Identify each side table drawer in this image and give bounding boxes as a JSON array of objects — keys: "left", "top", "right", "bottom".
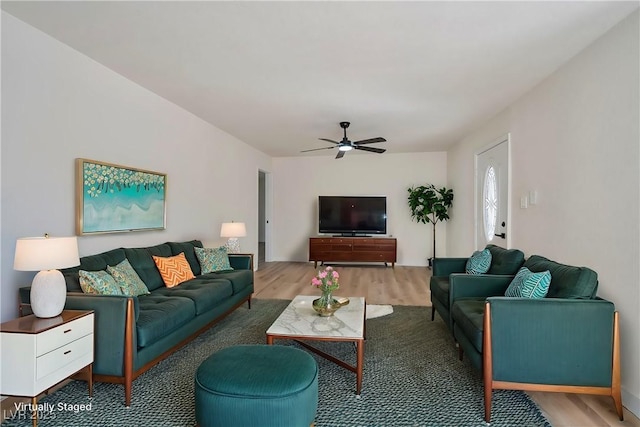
[
  {"left": 36, "top": 314, "right": 93, "bottom": 356},
  {"left": 37, "top": 334, "right": 93, "bottom": 380}
]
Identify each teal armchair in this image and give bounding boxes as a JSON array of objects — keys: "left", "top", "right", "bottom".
[{"left": 450, "top": 255, "right": 623, "bottom": 422}]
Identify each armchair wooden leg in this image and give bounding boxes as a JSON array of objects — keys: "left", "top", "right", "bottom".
[
  {"left": 431, "top": 306, "right": 435, "bottom": 321},
  {"left": 483, "top": 302, "right": 493, "bottom": 423},
  {"left": 458, "top": 345, "right": 463, "bottom": 361}
]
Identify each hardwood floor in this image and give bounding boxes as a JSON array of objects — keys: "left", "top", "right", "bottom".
[{"left": 254, "top": 261, "right": 640, "bottom": 427}]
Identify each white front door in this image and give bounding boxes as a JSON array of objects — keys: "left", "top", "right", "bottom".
[{"left": 475, "top": 136, "right": 510, "bottom": 249}]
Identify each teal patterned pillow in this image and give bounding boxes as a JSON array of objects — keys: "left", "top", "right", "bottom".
[
  {"left": 107, "top": 259, "right": 150, "bottom": 296},
  {"left": 79, "top": 270, "right": 123, "bottom": 295},
  {"left": 505, "top": 267, "right": 552, "bottom": 299},
  {"left": 465, "top": 249, "right": 492, "bottom": 274},
  {"left": 195, "top": 247, "right": 234, "bottom": 274}
]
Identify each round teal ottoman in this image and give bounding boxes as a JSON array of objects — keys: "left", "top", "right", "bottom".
[{"left": 195, "top": 345, "right": 318, "bottom": 427}]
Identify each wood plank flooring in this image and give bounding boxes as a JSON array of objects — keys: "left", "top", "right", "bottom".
[{"left": 254, "top": 261, "right": 640, "bottom": 427}]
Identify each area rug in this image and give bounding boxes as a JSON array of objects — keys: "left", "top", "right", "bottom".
[{"left": 1, "top": 299, "right": 551, "bottom": 427}]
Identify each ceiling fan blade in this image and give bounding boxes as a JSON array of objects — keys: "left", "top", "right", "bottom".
[
  {"left": 353, "top": 137, "right": 386, "bottom": 145},
  {"left": 301, "top": 146, "right": 335, "bottom": 153},
  {"left": 335, "top": 150, "right": 346, "bottom": 159},
  {"left": 319, "top": 138, "right": 340, "bottom": 144},
  {"left": 355, "top": 146, "right": 386, "bottom": 154}
]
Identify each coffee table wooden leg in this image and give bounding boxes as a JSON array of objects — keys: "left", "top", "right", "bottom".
[
  {"left": 356, "top": 338, "right": 364, "bottom": 395},
  {"left": 266, "top": 335, "right": 273, "bottom": 345}
]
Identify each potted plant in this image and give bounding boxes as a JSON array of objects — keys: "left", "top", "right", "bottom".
[{"left": 407, "top": 184, "right": 454, "bottom": 267}]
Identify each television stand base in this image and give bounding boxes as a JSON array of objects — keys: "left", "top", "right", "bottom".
[{"left": 309, "top": 237, "right": 397, "bottom": 269}]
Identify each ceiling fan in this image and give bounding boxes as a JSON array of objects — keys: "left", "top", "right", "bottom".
[{"left": 301, "top": 122, "right": 387, "bottom": 159}]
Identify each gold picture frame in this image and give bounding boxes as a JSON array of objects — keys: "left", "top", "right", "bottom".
[{"left": 76, "top": 158, "right": 167, "bottom": 235}]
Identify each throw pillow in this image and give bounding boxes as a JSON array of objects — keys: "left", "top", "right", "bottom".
[
  {"left": 107, "top": 259, "right": 150, "bottom": 296},
  {"left": 79, "top": 270, "right": 123, "bottom": 295},
  {"left": 505, "top": 267, "right": 552, "bottom": 299},
  {"left": 195, "top": 246, "right": 234, "bottom": 274},
  {"left": 465, "top": 249, "right": 492, "bottom": 274},
  {"left": 153, "top": 252, "right": 196, "bottom": 288}
]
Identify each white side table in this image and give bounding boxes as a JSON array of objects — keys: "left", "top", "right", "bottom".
[{"left": 1, "top": 310, "right": 94, "bottom": 426}]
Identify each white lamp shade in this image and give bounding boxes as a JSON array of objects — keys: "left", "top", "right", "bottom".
[
  {"left": 14, "top": 236, "right": 80, "bottom": 271},
  {"left": 220, "top": 222, "right": 247, "bottom": 238}
]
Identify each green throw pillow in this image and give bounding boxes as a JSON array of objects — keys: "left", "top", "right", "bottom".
[
  {"left": 79, "top": 270, "right": 123, "bottom": 295},
  {"left": 465, "top": 249, "right": 492, "bottom": 274},
  {"left": 505, "top": 267, "right": 552, "bottom": 299},
  {"left": 107, "top": 259, "right": 150, "bottom": 296},
  {"left": 195, "top": 247, "right": 234, "bottom": 274}
]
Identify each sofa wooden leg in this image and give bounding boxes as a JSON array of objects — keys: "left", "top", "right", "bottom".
[
  {"left": 458, "top": 345, "right": 463, "bottom": 361},
  {"left": 612, "top": 311, "right": 624, "bottom": 420},
  {"left": 247, "top": 297, "right": 252, "bottom": 309},
  {"left": 430, "top": 306, "right": 435, "bottom": 321}
]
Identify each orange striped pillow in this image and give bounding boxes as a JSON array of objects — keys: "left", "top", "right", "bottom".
[{"left": 153, "top": 252, "right": 196, "bottom": 288}]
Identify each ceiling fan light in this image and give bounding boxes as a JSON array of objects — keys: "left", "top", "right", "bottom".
[{"left": 338, "top": 145, "right": 353, "bottom": 152}]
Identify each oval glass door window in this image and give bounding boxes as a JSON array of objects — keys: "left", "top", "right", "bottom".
[{"left": 483, "top": 166, "right": 498, "bottom": 242}]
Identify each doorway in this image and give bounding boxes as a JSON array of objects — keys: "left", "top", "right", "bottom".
[
  {"left": 475, "top": 135, "right": 510, "bottom": 249},
  {"left": 258, "top": 170, "right": 268, "bottom": 267}
]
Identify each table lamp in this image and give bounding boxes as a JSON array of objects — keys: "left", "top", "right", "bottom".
[
  {"left": 220, "top": 222, "right": 246, "bottom": 254},
  {"left": 14, "top": 235, "right": 80, "bottom": 318}
]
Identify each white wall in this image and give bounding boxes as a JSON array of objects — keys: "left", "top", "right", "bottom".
[
  {"left": 1, "top": 13, "right": 272, "bottom": 321},
  {"left": 272, "top": 152, "right": 448, "bottom": 266},
  {"left": 447, "top": 11, "right": 640, "bottom": 416}
]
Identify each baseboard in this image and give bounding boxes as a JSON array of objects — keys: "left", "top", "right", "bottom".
[{"left": 623, "top": 387, "right": 640, "bottom": 419}]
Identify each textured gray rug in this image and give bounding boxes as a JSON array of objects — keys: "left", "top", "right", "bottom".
[{"left": 2, "top": 299, "right": 550, "bottom": 426}]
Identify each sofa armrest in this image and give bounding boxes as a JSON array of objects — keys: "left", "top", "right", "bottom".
[
  {"left": 432, "top": 257, "right": 468, "bottom": 276},
  {"left": 486, "top": 297, "right": 616, "bottom": 387},
  {"left": 229, "top": 253, "right": 253, "bottom": 270},
  {"left": 449, "top": 274, "right": 513, "bottom": 302}
]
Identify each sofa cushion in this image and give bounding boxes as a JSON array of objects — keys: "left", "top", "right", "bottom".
[
  {"left": 124, "top": 244, "right": 173, "bottom": 291},
  {"left": 153, "top": 252, "right": 196, "bottom": 288},
  {"left": 107, "top": 259, "right": 150, "bottom": 297},
  {"left": 62, "top": 248, "right": 127, "bottom": 292},
  {"left": 168, "top": 240, "right": 203, "bottom": 276},
  {"left": 451, "top": 299, "right": 486, "bottom": 353},
  {"left": 466, "top": 249, "right": 492, "bottom": 274},
  {"left": 151, "top": 278, "right": 233, "bottom": 315},
  {"left": 430, "top": 276, "right": 450, "bottom": 308},
  {"left": 523, "top": 255, "right": 598, "bottom": 299},
  {"left": 486, "top": 245, "right": 525, "bottom": 275},
  {"left": 203, "top": 270, "right": 253, "bottom": 295},
  {"left": 79, "top": 270, "right": 123, "bottom": 295},
  {"left": 505, "top": 267, "right": 551, "bottom": 299},
  {"left": 136, "top": 294, "right": 196, "bottom": 348},
  {"left": 195, "top": 247, "right": 234, "bottom": 273}
]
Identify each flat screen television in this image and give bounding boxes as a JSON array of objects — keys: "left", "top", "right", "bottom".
[{"left": 318, "top": 196, "right": 387, "bottom": 236}]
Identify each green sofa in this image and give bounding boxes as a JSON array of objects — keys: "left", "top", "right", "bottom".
[
  {"left": 430, "top": 244, "right": 525, "bottom": 330},
  {"left": 19, "top": 240, "right": 254, "bottom": 407},
  {"left": 449, "top": 254, "right": 622, "bottom": 422}
]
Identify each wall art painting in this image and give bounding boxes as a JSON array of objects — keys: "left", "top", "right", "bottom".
[{"left": 76, "top": 158, "right": 166, "bottom": 234}]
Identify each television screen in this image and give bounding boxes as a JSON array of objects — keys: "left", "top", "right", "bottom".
[{"left": 318, "top": 196, "right": 387, "bottom": 235}]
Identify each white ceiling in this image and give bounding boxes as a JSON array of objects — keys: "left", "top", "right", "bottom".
[{"left": 2, "top": 1, "right": 638, "bottom": 157}]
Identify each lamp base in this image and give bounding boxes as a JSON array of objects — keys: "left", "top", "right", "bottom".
[
  {"left": 225, "top": 238, "right": 241, "bottom": 254},
  {"left": 30, "top": 270, "right": 66, "bottom": 318}
]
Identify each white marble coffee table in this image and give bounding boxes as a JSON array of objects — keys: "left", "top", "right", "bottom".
[{"left": 266, "top": 295, "right": 366, "bottom": 394}]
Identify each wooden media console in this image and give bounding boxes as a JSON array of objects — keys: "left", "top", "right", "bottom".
[{"left": 309, "top": 237, "right": 397, "bottom": 268}]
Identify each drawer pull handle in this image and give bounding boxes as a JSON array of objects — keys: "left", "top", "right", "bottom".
[
  {"left": 63, "top": 329, "right": 72, "bottom": 333},
  {"left": 64, "top": 350, "right": 71, "bottom": 355}
]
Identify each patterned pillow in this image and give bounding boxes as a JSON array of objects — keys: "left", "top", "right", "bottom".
[
  {"left": 465, "top": 249, "right": 492, "bottom": 274},
  {"left": 505, "top": 267, "right": 552, "bottom": 299},
  {"left": 107, "top": 259, "right": 150, "bottom": 296},
  {"left": 152, "top": 252, "right": 196, "bottom": 288},
  {"left": 79, "top": 270, "right": 123, "bottom": 295},
  {"left": 195, "top": 247, "right": 234, "bottom": 274}
]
